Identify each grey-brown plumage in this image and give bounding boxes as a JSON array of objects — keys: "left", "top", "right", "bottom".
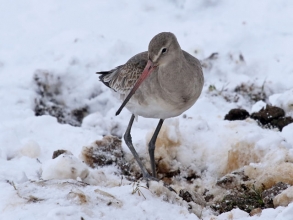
[
  {"left": 99, "top": 52, "right": 148, "bottom": 94},
  {"left": 97, "top": 32, "right": 204, "bottom": 180}
]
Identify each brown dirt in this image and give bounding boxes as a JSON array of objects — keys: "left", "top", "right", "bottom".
[
  {"left": 33, "top": 70, "right": 91, "bottom": 127},
  {"left": 250, "top": 105, "right": 285, "bottom": 125},
  {"left": 81, "top": 135, "right": 132, "bottom": 177},
  {"left": 224, "top": 109, "right": 250, "bottom": 121}
]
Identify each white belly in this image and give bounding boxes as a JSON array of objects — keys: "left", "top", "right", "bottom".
[{"left": 124, "top": 95, "right": 193, "bottom": 119}]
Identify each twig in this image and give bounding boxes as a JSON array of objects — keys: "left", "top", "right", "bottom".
[{"left": 131, "top": 181, "right": 148, "bottom": 199}]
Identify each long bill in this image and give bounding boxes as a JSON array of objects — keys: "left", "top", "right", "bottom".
[{"left": 116, "top": 60, "right": 155, "bottom": 116}]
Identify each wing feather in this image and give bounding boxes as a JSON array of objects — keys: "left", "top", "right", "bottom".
[{"left": 97, "top": 52, "right": 148, "bottom": 94}]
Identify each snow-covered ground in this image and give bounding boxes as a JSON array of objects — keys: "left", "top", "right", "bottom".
[{"left": 1, "top": 0, "right": 293, "bottom": 219}]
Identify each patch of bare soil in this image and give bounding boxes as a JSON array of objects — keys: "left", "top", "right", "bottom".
[
  {"left": 225, "top": 105, "right": 293, "bottom": 131},
  {"left": 211, "top": 171, "right": 290, "bottom": 215},
  {"left": 81, "top": 135, "right": 135, "bottom": 178},
  {"left": 202, "top": 52, "right": 273, "bottom": 104},
  {"left": 33, "top": 70, "right": 94, "bottom": 126},
  {"left": 234, "top": 82, "right": 268, "bottom": 103},
  {"left": 77, "top": 135, "right": 293, "bottom": 216},
  {"left": 224, "top": 109, "right": 249, "bottom": 121}
]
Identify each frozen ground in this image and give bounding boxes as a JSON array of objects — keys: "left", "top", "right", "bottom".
[{"left": 1, "top": 0, "right": 293, "bottom": 219}]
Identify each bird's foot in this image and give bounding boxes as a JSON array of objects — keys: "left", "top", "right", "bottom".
[{"left": 141, "top": 174, "right": 176, "bottom": 193}]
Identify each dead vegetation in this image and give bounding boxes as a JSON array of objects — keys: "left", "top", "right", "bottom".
[
  {"left": 80, "top": 133, "right": 199, "bottom": 183},
  {"left": 212, "top": 184, "right": 265, "bottom": 214},
  {"left": 202, "top": 52, "right": 273, "bottom": 105},
  {"left": 6, "top": 179, "right": 123, "bottom": 209},
  {"left": 7, "top": 180, "right": 45, "bottom": 203},
  {"left": 207, "top": 81, "right": 272, "bottom": 105},
  {"left": 234, "top": 81, "right": 268, "bottom": 103},
  {"left": 211, "top": 170, "right": 291, "bottom": 214},
  {"left": 78, "top": 127, "right": 293, "bottom": 216},
  {"left": 81, "top": 135, "right": 132, "bottom": 178},
  {"left": 67, "top": 189, "right": 88, "bottom": 205},
  {"left": 132, "top": 181, "right": 149, "bottom": 199},
  {"left": 79, "top": 135, "right": 293, "bottom": 216}
]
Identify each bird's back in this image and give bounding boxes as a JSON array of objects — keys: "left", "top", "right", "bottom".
[{"left": 98, "top": 52, "right": 148, "bottom": 94}]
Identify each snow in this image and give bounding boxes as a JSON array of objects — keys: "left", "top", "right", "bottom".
[
  {"left": 251, "top": 101, "right": 267, "bottom": 114},
  {"left": 1, "top": 0, "right": 293, "bottom": 219},
  {"left": 270, "top": 89, "right": 293, "bottom": 117},
  {"left": 274, "top": 186, "right": 293, "bottom": 208},
  {"left": 42, "top": 153, "right": 89, "bottom": 181}
]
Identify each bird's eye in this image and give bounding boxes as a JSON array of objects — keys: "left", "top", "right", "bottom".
[{"left": 161, "top": 48, "right": 167, "bottom": 54}]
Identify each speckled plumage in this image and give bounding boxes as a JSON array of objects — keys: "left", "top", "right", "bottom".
[{"left": 99, "top": 52, "right": 148, "bottom": 94}]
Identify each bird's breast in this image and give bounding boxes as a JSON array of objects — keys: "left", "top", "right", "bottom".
[{"left": 122, "top": 80, "right": 198, "bottom": 119}]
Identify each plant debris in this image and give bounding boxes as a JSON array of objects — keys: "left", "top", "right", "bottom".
[
  {"left": 261, "top": 182, "right": 289, "bottom": 208},
  {"left": 81, "top": 135, "right": 132, "bottom": 176},
  {"left": 212, "top": 185, "right": 265, "bottom": 214}
]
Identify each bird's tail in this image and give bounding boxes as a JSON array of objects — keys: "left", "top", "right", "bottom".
[{"left": 96, "top": 70, "right": 112, "bottom": 89}]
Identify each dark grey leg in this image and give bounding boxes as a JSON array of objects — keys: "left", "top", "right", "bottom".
[
  {"left": 124, "top": 114, "right": 150, "bottom": 178},
  {"left": 124, "top": 116, "right": 175, "bottom": 192},
  {"left": 148, "top": 119, "right": 164, "bottom": 178}
]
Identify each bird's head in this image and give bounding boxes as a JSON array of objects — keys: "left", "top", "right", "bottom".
[{"left": 148, "top": 32, "right": 180, "bottom": 67}]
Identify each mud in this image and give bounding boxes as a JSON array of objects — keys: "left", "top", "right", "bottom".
[
  {"left": 225, "top": 105, "right": 293, "bottom": 131},
  {"left": 81, "top": 136, "right": 132, "bottom": 177},
  {"left": 33, "top": 70, "right": 92, "bottom": 126},
  {"left": 224, "top": 109, "right": 250, "bottom": 121}
]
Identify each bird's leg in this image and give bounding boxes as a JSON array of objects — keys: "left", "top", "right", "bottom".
[
  {"left": 125, "top": 116, "right": 175, "bottom": 192},
  {"left": 148, "top": 119, "right": 164, "bottom": 178},
  {"left": 124, "top": 116, "right": 176, "bottom": 192},
  {"left": 124, "top": 114, "right": 151, "bottom": 179}
]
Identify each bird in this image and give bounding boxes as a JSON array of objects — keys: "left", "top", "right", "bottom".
[{"left": 97, "top": 32, "right": 204, "bottom": 180}]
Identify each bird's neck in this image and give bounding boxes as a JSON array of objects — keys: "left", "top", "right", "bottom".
[
  {"left": 156, "top": 51, "right": 198, "bottom": 107},
  {"left": 158, "top": 51, "right": 186, "bottom": 87}
]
